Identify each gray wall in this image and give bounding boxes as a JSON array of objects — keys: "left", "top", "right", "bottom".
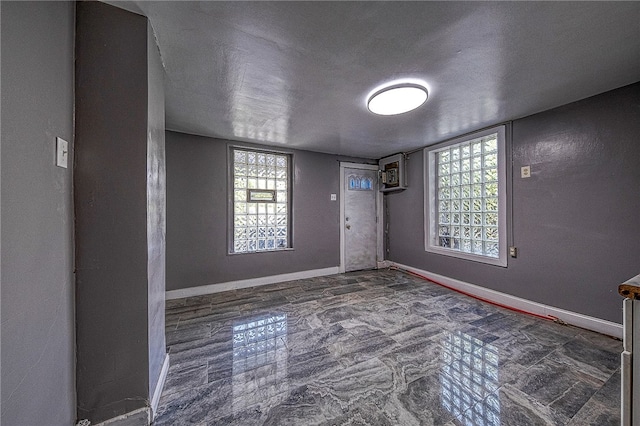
[
  {"left": 387, "top": 83, "right": 640, "bottom": 324},
  {"left": 166, "top": 131, "right": 369, "bottom": 291},
  {"left": 1, "top": 1, "right": 77, "bottom": 425},
  {"left": 75, "top": 2, "right": 166, "bottom": 422}
]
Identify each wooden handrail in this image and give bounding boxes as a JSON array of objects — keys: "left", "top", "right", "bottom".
[{"left": 619, "top": 273, "right": 640, "bottom": 299}]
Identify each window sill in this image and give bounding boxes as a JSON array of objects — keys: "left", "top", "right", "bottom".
[
  {"left": 425, "top": 245, "right": 507, "bottom": 267},
  {"left": 228, "top": 248, "right": 295, "bottom": 256}
]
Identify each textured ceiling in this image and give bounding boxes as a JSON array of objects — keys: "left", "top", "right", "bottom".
[{"left": 108, "top": 1, "right": 640, "bottom": 159}]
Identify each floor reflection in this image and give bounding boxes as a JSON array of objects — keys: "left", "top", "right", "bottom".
[
  {"left": 231, "top": 313, "right": 288, "bottom": 412},
  {"left": 440, "top": 330, "right": 500, "bottom": 425}
]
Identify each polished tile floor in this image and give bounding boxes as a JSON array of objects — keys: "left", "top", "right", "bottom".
[{"left": 154, "top": 269, "right": 621, "bottom": 425}]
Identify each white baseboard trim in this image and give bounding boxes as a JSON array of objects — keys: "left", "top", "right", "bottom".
[
  {"left": 93, "top": 407, "right": 149, "bottom": 426},
  {"left": 151, "top": 353, "right": 170, "bottom": 419},
  {"left": 377, "top": 260, "right": 391, "bottom": 269},
  {"left": 390, "top": 262, "right": 623, "bottom": 339},
  {"left": 166, "top": 266, "right": 341, "bottom": 300}
]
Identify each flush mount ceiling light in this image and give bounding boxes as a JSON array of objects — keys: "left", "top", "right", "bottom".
[{"left": 367, "top": 82, "right": 428, "bottom": 116}]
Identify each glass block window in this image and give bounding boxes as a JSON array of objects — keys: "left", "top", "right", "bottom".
[
  {"left": 231, "top": 148, "right": 291, "bottom": 253},
  {"left": 425, "top": 126, "right": 507, "bottom": 266}
]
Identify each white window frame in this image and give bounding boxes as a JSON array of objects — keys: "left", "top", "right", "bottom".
[
  {"left": 424, "top": 125, "right": 507, "bottom": 267},
  {"left": 228, "top": 146, "right": 293, "bottom": 255}
]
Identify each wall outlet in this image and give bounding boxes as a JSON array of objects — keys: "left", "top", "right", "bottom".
[
  {"left": 509, "top": 246, "right": 518, "bottom": 258},
  {"left": 521, "top": 165, "right": 531, "bottom": 178}
]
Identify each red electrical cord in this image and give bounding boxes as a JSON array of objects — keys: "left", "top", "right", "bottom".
[{"left": 390, "top": 266, "right": 558, "bottom": 322}]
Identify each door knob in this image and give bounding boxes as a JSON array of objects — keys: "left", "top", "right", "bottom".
[{"left": 346, "top": 224, "right": 351, "bottom": 230}]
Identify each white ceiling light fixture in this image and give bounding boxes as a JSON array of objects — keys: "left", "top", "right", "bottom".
[{"left": 367, "top": 82, "right": 429, "bottom": 116}]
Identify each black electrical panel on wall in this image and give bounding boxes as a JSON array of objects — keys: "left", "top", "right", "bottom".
[{"left": 379, "top": 153, "right": 407, "bottom": 192}]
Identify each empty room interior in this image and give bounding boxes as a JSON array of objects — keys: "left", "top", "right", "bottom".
[{"left": 2, "top": 1, "right": 640, "bottom": 425}]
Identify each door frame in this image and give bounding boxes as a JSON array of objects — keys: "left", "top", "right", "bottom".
[{"left": 339, "top": 162, "right": 384, "bottom": 273}]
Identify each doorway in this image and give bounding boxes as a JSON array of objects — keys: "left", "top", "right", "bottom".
[{"left": 339, "top": 163, "right": 383, "bottom": 273}]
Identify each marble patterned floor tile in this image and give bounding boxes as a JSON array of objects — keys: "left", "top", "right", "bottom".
[
  {"left": 166, "top": 322, "right": 212, "bottom": 346},
  {"left": 396, "top": 372, "right": 458, "bottom": 425},
  {"left": 378, "top": 338, "right": 445, "bottom": 388},
  {"left": 285, "top": 351, "right": 341, "bottom": 383},
  {"left": 472, "top": 384, "right": 572, "bottom": 426},
  {"left": 154, "top": 269, "right": 621, "bottom": 426},
  {"left": 257, "top": 385, "right": 350, "bottom": 425},
  {"left": 310, "top": 292, "right": 368, "bottom": 311},
  {"left": 315, "top": 402, "right": 398, "bottom": 426},
  {"left": 567, "top": 399, "right": 620, "bottom": 426},
  {"left": 161, "top": 363, "right": 208, "bottom": 399},
  {"left": 509, "top": 357, "right": 603, "bottom": 419},
  {"left": 330, "top": 332, "right": 398, "bottom": 367},
  {"left": 311, "top": 357, "right": 395, "bottom": 407},
  {"left": 284, "top": 291, "right": 330, "bottom": 305},
  {"left": 283, "top": 323, "right": 350, "bottom": 356},
  {"left": 384, "top": 317, "right": 439, "bottom": 346},
  {"left": 574, "top": 330, "right": 623, "bottom": 353},
  {"left": 154, "top": 377, "right": 235, "bottom": 425},
  {"left": 550, "top": 336, "right": 620, "bottom": 383},
  {"left": 492, "top": 333, "right": 559, "bottom": 369},
  {"left": 589, "top": 367, "right": 621, "bottom": 407}
]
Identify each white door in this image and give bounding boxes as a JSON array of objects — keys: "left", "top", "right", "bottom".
[{"left": 341, "top": 164, "right": 380, "bottom": 272}]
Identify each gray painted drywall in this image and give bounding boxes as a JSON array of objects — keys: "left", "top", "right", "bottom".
[
  {"left": 166, "top": 131, "right": 370, "bottom": 291},
  {"left": 147, "top": 23, "right": 167, "bottom": 402},
  {"left": 0, "top": 1, "right": 76, "bottom": 424},
  {"left": 386, "top": 82, "right": 640, "bottom": 324},
  {"left": 75, "top": 2, "right": 166, "bottom": 423}
]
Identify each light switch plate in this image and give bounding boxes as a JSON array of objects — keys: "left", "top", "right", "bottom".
[
  {"left": 521, "top": 165, "right": 531, "bottom": 178},
  {"left": 330, "top": 194, "right": 337, "bottom": 201},
  {"left": 56, "top": 137, "right": 69, "bottom": 168}
]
